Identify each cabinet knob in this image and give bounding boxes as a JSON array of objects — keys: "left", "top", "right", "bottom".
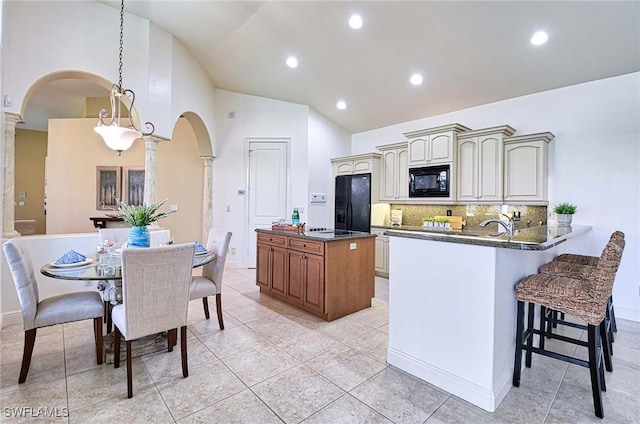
[{"left": 303, "top": 244, "right": 306, "bottom": 247}]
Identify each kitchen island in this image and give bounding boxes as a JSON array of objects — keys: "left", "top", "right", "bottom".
[
  {"left": 384, "top": 224, "right": 592, "bottom": 412},
  {"left": 256, "top": 228, "right": 376, "bottom": 321}
]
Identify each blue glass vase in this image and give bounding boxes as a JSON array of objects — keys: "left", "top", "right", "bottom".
[{"left": 128, "top": 226, "right": 150, "bottom": 248}]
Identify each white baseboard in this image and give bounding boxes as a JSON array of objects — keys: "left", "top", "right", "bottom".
[
  {"left": 615, "top": 305, "right": 640, "bottom": 322},
  {"left": 387, "top": 346, "right": 509, "bottom": 413}
]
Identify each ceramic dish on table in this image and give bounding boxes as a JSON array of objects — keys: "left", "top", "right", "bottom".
[{"left": 49, "top": 258, "right": 96, "bottom": 268}]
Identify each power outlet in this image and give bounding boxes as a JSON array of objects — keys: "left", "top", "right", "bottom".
[{"left": 231, "top": 247, "right": 236, "bottom": 255}]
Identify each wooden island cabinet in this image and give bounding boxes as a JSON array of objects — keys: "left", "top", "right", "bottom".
[{"left": 256, "top": 229, "right": 376, "bottom": 321}]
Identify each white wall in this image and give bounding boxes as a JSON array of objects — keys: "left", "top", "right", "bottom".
[
  {"left": 353, "top": 73, "right": 640, "bottom": 321},
  {"left": 213, "top": 89, "right": 311, "bottom": 267},
  {"left": 308, "top": 109, "right": 351, "bottom": 227}
]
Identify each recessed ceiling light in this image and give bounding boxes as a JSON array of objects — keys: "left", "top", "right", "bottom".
[
  {"left": 336, "top": 100, "right": 347, "bottom": 110},
  {"left": 410, "top": 74, "right": 423, "bottom": 86},
  {"left": 349, "top": 14, "right": 363, "bottom": 30},
  {"left": 530, "top": 31, "right": 549, "bottom": 46},
  {"left": 286, "top": 56, "right": 298, "bottom": 68}
]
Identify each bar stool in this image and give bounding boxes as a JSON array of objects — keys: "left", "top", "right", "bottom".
[
  {"left": 548, "top": 243, "right": 620, "bottom": 335},
  {"left": 512, "top": 232, "right": 625, "bottom": 419},
  {"left": 539, "top": 232, "right": 624, "bottom": 350}
]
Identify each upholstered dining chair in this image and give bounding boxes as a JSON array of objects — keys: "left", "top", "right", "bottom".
[
  {"left": 2, "top": 239, "right": 104, "bottom": 383},
  {"left": 111, "top": 243, "right": 195, "bottom": 398},
  {"left": 189, "top": 230, "right": 232, "bottom": 330}
]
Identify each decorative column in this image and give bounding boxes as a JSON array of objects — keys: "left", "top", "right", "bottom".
[
  {"left": 201, "top": 156, "right": 214, "bottom": 242},
  {"left": 3, "top": 113, "right": 21, "bottom": 238},
  {"left": 142, "top": 135, "right": 163, "bottom": 205}
]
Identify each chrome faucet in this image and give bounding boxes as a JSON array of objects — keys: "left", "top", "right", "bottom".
[{"left": 480, "top": 213, "right": 515, "bottom": 236}]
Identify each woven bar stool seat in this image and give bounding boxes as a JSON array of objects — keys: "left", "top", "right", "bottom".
[
  {"left": 539, "top": 231, "right": 625, "bottom": 344},
  {"left": 512, "top": 231, "right": 625, "bottom": 419},
  {"left": 553, "top": 253, "right": 599, "bottom": 266}
]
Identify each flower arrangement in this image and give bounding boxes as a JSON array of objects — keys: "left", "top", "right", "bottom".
[
  {"left": 553, "top": 202, "right": 578, "bottom": 215},
  {"left": 117, "top": 199, "right": 176, "bottom": 227}
]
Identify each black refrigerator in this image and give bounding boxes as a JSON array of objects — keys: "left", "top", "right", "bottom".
[{"left": 334, "top": 173, "right": 371, "bottom": 233}]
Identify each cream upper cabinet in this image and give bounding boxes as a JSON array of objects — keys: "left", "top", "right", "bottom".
[
  {"left": 503, "top": 132, "right": 554, "bottom": 205},
  {"left": 403, "top": 123, "right": 471, "bottom": 167},
  {"left": 456, "top": 126, "right": 516, "bottom": 203},
  {"left": 331, "top": 153, "right": 380, "bottom": 176},
  {"left": 377, "top": 142, "right": 409, "bottom": 202}
]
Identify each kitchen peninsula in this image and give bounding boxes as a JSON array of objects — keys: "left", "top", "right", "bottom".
[
  {"left": 256, "top": 228, "right": 376, "bottom": 321},
  {"left": 384, "top": 224, "right": 592, "bottom": 412}
]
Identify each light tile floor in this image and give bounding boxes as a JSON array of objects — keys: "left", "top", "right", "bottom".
[{"left": 1, "top": 269, "right": 639, "bottom": 423}]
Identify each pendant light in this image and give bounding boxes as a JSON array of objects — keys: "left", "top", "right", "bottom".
[{"left": 94, "top": 0, "right": 154, "bottom": 155}]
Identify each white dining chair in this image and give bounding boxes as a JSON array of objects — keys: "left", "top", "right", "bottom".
[
  {"left": 111, "top": 243, "right": 195, "bottom": 398},
  {"left": 189, "top": 230, "right": 232, "bottom": 330},
  {"left": 2, "top": 239, "right": 104, "bottom": 383},
  {"left": 98, "top": 227, "right": 131, "bottom": 249}
]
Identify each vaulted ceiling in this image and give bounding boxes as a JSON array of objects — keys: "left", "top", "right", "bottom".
[{"left": 23, "top": 1, "right": 640, "bottom": 134}]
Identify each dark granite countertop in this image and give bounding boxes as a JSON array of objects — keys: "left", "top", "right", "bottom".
[
  {"left": 376, "top": 224, "right": 592, "bottom": 251},
  {"left": 256, "top": 228, "right": 376, "bottom": 242}
]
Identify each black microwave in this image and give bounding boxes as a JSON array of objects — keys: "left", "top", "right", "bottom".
[{"left": 409, "top": 164, "right": 450, "bottom": 197}]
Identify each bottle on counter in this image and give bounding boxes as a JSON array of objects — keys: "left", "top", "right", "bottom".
[{"left": 292, "top": 208, "right": 300, "bottom": 226}]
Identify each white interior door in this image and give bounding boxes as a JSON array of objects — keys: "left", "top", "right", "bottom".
[{"left": 247, "top": 139, "right": 289, "bottom": 267}]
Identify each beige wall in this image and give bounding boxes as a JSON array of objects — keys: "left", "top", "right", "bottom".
[
  {"left": 157, "top": 117, "right": 204, "bottom": 244},
  {"left": 46, "top": 118, "right": 203, "bottom": 242},
  {"left": 15, "top": 129, "right": 48, "bottom": 234}
]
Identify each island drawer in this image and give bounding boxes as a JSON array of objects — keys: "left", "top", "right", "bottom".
[
  {"left": 257, "top": 233, "right": 287, "bottom": 247},
  {"left": 287, "top": 238, "right": 325, "bottom": 255}
]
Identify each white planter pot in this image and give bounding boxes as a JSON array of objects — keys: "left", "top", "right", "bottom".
[{"left": 557, "top": 214, "right": 573, "bottom": 226}]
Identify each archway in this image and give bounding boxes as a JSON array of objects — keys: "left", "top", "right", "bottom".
[{"left": 10, "top": 71, "right": 143, "bottom": 236}]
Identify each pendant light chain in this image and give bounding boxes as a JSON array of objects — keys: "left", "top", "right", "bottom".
[
  {"left": 118, "top": 0, "right": 124, "bottom": 91},
  {"left": 94, "top": 0, "right": 155, "bottom": 154}
]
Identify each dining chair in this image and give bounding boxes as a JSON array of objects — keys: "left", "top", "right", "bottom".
[
  {"left": 111, "top": 242, "right": 195, "bottom": 398},
  {"left": 2, "top": 239, "right": 104, "bottom": 383},
  {"left": 189, "top": 230, "right": 232, "bottom": 330}
]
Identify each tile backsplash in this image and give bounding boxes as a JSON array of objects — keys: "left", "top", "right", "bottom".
[{"left": 388, "top": 204, "right": 548, "bottom": 229}]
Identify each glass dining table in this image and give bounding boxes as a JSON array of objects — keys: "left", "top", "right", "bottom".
[
  {"left": 41, "top": 250, "right": 215, "bottom": 313},
  {"left": 40, "top": 251, "right": 216, "bottom": 281}
]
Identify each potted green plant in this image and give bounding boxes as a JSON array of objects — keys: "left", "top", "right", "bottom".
[
  {"left": 422, "top": 217, "right": 434, "bottom": 228},
  {"left": 553, "top": 202, "right": 577, "bottom": 226},
  {"left": 117, "top": 199, "right": 176, "bottom": 247}
]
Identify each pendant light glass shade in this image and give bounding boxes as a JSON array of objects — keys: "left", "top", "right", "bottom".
[{"left": 94, "top": 125, "right": 141, "bottom": 155}]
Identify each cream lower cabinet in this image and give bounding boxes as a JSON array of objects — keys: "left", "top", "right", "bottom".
[
  {"left": 372, "top": 228, "right": 389, "bottom": 277},
  {"left": 377, "top": 142, "right": 408, "bottom": 202},
  {"left": 457, "top": 126, "right": 516, "bottom": 203},
  {"left": 503, "top": 132, "right": 554, "bottom": 204}
]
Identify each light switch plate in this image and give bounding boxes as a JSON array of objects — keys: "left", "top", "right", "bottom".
[{"left": 350, "top": 242, "right": 357, "bottom": 250}]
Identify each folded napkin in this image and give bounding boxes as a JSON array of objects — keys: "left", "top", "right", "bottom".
[
  {"left": 54, "top": 250, "right": 86, "bottom": 265},
  {"left": 194, "top": 241, "right": 208, "bottom": 253}
]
